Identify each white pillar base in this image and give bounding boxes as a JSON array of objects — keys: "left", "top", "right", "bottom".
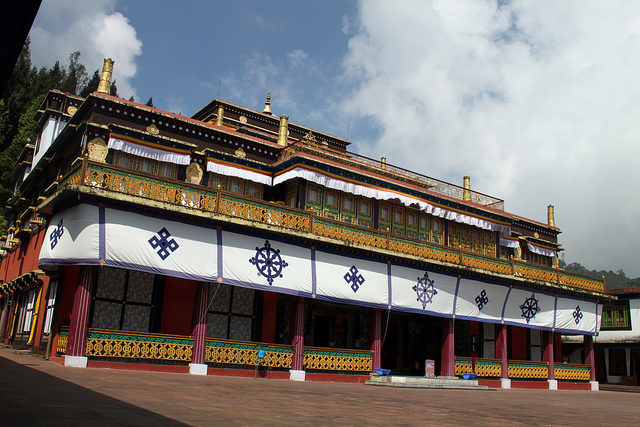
[
  {"left": 548, "top": 379, "right": 558, "bottom": 390},
  {"left": 64, "top": 355, "right": 88, "bottom": 368},
  {"left": 289, "top": 369, "right": 306, "bottom": 381},
  {"left": 189, "top": 363, "right": 208, "bottom": 376},
  {"left": 590, "top": 381, "right": 599, "bottom": 391},
  {"left": 501, "top": 378, "right": 511, "bottom": 389}
]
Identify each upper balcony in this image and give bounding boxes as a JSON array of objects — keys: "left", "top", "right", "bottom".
[{"left": 39, "top": 157, "right": 605, "bottom": 296}]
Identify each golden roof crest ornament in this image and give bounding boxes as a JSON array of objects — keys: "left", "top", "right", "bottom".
[
  {"left": 263, "top": 92, "right": 272, "bottom": 115},
  {"left": 146, "top": 124, "right": 159, "bottom": 135},
  {"left": 235, "top": 147, "right": 246, "bottom": 158},
  {"left": 97, "top": 58, "right": 114, "bottom": 94}
]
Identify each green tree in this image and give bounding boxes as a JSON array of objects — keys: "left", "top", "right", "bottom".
[{"left": 79, "top": 69, "right": 101, "bottom": 97}]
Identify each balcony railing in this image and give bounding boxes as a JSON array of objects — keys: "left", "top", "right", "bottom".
[
  {"left": 57, "top": 328, "right": 370, "bottom": 372},
  {"left": 56, "top": 159, "right": 604, "bottom": 293},
  {"left": 280, "top": 142, "right": 505, "bottom": 210},
  {"left": 454, "top": 357, "right": 591, "bottom": 381}
]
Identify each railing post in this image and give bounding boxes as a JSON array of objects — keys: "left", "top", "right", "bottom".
[
  {"left": 215, "top": 189, "right": 220, "bottom": 215},
  {"left": 309, "top": 211, "right": 314, "bottom": 234}
]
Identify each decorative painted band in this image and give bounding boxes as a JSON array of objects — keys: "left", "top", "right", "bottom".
[{"left": 454, "top": 357, "right": 591, "bottom": 381}]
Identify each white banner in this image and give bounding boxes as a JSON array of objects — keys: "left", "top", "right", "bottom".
[
  {"left": 315, "top": 251, "right": 388, "bottom": 306},
  {"left": 207, "top": 160, "right": 272, "bottom": 185},
  {"left": 104, "top": 208, "right": 218, "bottom": 281},
  {"left": 455, "top": 277, "right": 510, "bottom": 323},
  {"left": 108, "top": 137, "right": 191, "bottom": 165},
  {"left": 555, "top": 297, "right": 599, "bottom": 334},
  {"left": 221, "top": 231, "right": 312, "bottom": 294},
  {"left": 39, "top": 203, "right": 601, "bottom": 335},
  {"left": 38, "top": 204, "right": 100, "bottom": 264},
  {"left": 503, "top": 287, "right": 556, "bottom": 329},
  {"left": 391, "top": 265, "right": 457, "bottom": 315}
]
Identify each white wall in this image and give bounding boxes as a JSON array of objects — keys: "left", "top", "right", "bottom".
[{"left": 30, "top": 115, "right": 67, "bottom": 176}]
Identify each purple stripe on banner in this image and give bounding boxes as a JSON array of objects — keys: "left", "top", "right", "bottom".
[
  {"left": 387, "top": 262, "right": 392, "bottom": 308},
  {"left": 217, "top": 227, "right": 223, "bottom": 280},
  {"left": 452, "top": 276, "right": 461, "bottom": 317},
  {"left": 501, "top": 286, "right": 512, "bottom": 322},
  {"left": 98, "top": 205, "right": 106, "bottom": 261},
  {"left": 311, "top": 246, "right": 317, "bottom": 297}
]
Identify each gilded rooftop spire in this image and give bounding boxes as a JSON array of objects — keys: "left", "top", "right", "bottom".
[
  {"left": 97, "top": 58, "right": 114, "bottom": 94},
  {"left": 263, "top": 92, "right": 272, "bottom": 115}
]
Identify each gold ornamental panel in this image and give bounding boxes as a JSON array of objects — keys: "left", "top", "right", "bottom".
[
  {"left": 85, "top": 337, "right": 192, "bottom": 361},
  {"left": 555, "top": 364, "right": 591, "bottom": 381},
  {"left": 303, "top": 351, "right": 372, "bottom": 372},
  {"left": 508, "top": 362, "right": 548, "bottom": 379}
]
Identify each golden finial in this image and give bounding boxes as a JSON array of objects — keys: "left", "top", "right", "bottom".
[
  {"left": 97, "top": 58, "right": 114, "bottom": 94},
  {"left": 263, "top": 92, "right": 272, "bottom": 115}
]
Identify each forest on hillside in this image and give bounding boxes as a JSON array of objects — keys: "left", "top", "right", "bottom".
[{"left": 1, "top": 41, "right": 637, "bottom": 289}]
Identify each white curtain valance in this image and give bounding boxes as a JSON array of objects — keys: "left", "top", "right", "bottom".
[
  {"left": 207, "top": 160, "right": 273, "bottom": 186},
  {"left": 500, "top": 236, "right": 521, "bottom": 248},
  {"left": 108, "top": 137, "right": 191, "bottom": 165},
  {"left": 274, "top": 167, "right": 511, "bottom": 235},
  {"left": 527, "top": 242, "right": 557, "bottom": 258}
]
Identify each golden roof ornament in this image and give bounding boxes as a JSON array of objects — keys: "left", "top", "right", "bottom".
[
  {"left": 263, "top": 92, "right": 272, "bottom": 115},
  {"left": 97, "top": 58, "right": 114, "bottom": 94}
]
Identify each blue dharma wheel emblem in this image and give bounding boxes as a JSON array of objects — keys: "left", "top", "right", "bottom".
[
  {"left": 413, "top": 272, "right": 438, "bottom": 309},
  {"left": 249, "top": 240, "right": 288, "bottom": 285},
  {"left": 520, "top": 293, "right": 540, "bottom": 323}
]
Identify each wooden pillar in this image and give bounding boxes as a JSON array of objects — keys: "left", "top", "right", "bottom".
[
  {"left": 261, "top": 291, "right": 278, "bottom": 343},
  {"left": 369, "top": 308, "right": 382, "bottom": 372},
  {"left": 584, "top": 335, "right": 598, "bottom": 390},
  {"left": 32, "top": 277, "right": 50, "bottom": 349},
  {"left": 440, "top": 318, "right": 454, "bottom": 377},
  {"left": 189, "top": 282, "right": 209, "bottom": 375},
  {"left": 64, "top": 266, "right": 94, "bottom": 367},
  {"left": 290, "top": 296, "right": 305, "bottom": 381},
  {"left": 497, "top": 324, "right": 511, "bottom": 388},
  {"left": 543, "top": 330, "right": 557, "bottom": 389}
]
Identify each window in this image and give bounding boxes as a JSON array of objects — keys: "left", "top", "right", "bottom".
[
  {"left": 246, "top": 182, "right": 261, "bottom": 198},
  {"left": 112, "top": 152, "right": 177, "bottom": 179},
  {"left": 42, "top": 281, "right": 58, "bottom": 335},
  {"left": 325, "top": 191, "right": 338, "bottom": 208},
  {"left": 21, "top": 290, "right": 37, "bottom": 333},
  {"left": 308, "top": 188, "right": 318, "bottom": 203},
  {"left": 91, "top": 267, "right": 156, "bottom": 332},
  {"left": 407, "top": 212, "right": 416, "bottom": 227},
  {"left": 229, "top": 178, "right": 243, "bottom": 194},
  {"left": 380, "top": 206, "right": 389, "bottom": 220},
  {"left": 393, "top": 208, "right": 404, "bottom": 224},
  {"left": 207, "top": 283, "right": 255, "bottom": 341},
  {"left": 343, "top": 196, "right": 353, "bottom": 212},
  {"left": 359, "top": 200, "right": 370, "bottom": 215},
  {"left": 208, "top": 173, "right": 227, "bottom": 190},
  {"left": 601, "top": 301, "right": 631, "bottom": 330}
]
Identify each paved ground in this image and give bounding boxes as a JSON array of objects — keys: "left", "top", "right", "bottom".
[{"left": 0, "top": 349, "right": 638, "bottom": 426}]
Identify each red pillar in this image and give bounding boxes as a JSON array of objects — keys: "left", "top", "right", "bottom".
[
  {"left": 261, "top": 291, "right": 278, "bottom": 343},
  {"left": 496, "top": 324, "right": 509, "bottom": 383},
  {"left": 190, "top": 282, "right": 209, "bottom": 374},
  {"left": 65, "top": 266, "right": 94, "bottom": 367},
  {"left": 543, "top": 331, "right": 555, "bottom": 379},
  {"left": 290, "top": 296, "right": 305, "bottom": 380},
  {"left": 584, "top": 335, "right": 596, "bottom": 382},
  {"left": 440, "top": 318, "right": 454, "bottom": 377},
  {"left": 369, "top": 308, "right": 382, "bottom": 371}
]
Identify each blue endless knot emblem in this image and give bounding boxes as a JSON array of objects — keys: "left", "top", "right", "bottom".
[
  {"left": 520, "top": 293, "right": 541, "bottom": 323},
  {"left": 475, "top": 289, "right": 489, "bottom": 311},
  {"left": 249, "top": 240, "right": 288, "bottom": 285},
  {"left": 49, "top": 218, "right": 64, "bottom": 250},
  {"left": 573, "top": 305, "right": 583, "bottom": 324},
  {"left": 413, "top": 272, "right": 438, "bottom": 309},
  {"left": 148, "top": 227, "right": 179, "bottom": 260},
  {"left": 344, "top": 265, "right": 365, "bottom": 293}
]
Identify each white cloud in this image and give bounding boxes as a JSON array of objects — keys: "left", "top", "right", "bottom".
[
  {"left": 339, "top": 0, "right": 640, "bottom": 276},
  {"left": 29, "top": 0, "right": 142, "bottom": 99}
]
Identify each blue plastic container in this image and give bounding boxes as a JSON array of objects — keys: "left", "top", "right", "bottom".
[
  {"left": 375, "top": 368, "right": 391, "bottom": 376},
  {"left": 462, "top": 373, "right": 477, "bottom": 380}
]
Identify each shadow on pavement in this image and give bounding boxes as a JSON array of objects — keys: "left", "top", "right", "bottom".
[{"left": 0, "top": 355, "right": 187, "bottom": 426}]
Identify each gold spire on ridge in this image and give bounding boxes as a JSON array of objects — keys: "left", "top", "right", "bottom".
[{"left": 263, "top": 92, "right": 272, "bottom": 115}]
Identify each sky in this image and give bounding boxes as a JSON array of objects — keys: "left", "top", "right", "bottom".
[{"left": 28, "top": 0, "right": 640, "bottom": 277}]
